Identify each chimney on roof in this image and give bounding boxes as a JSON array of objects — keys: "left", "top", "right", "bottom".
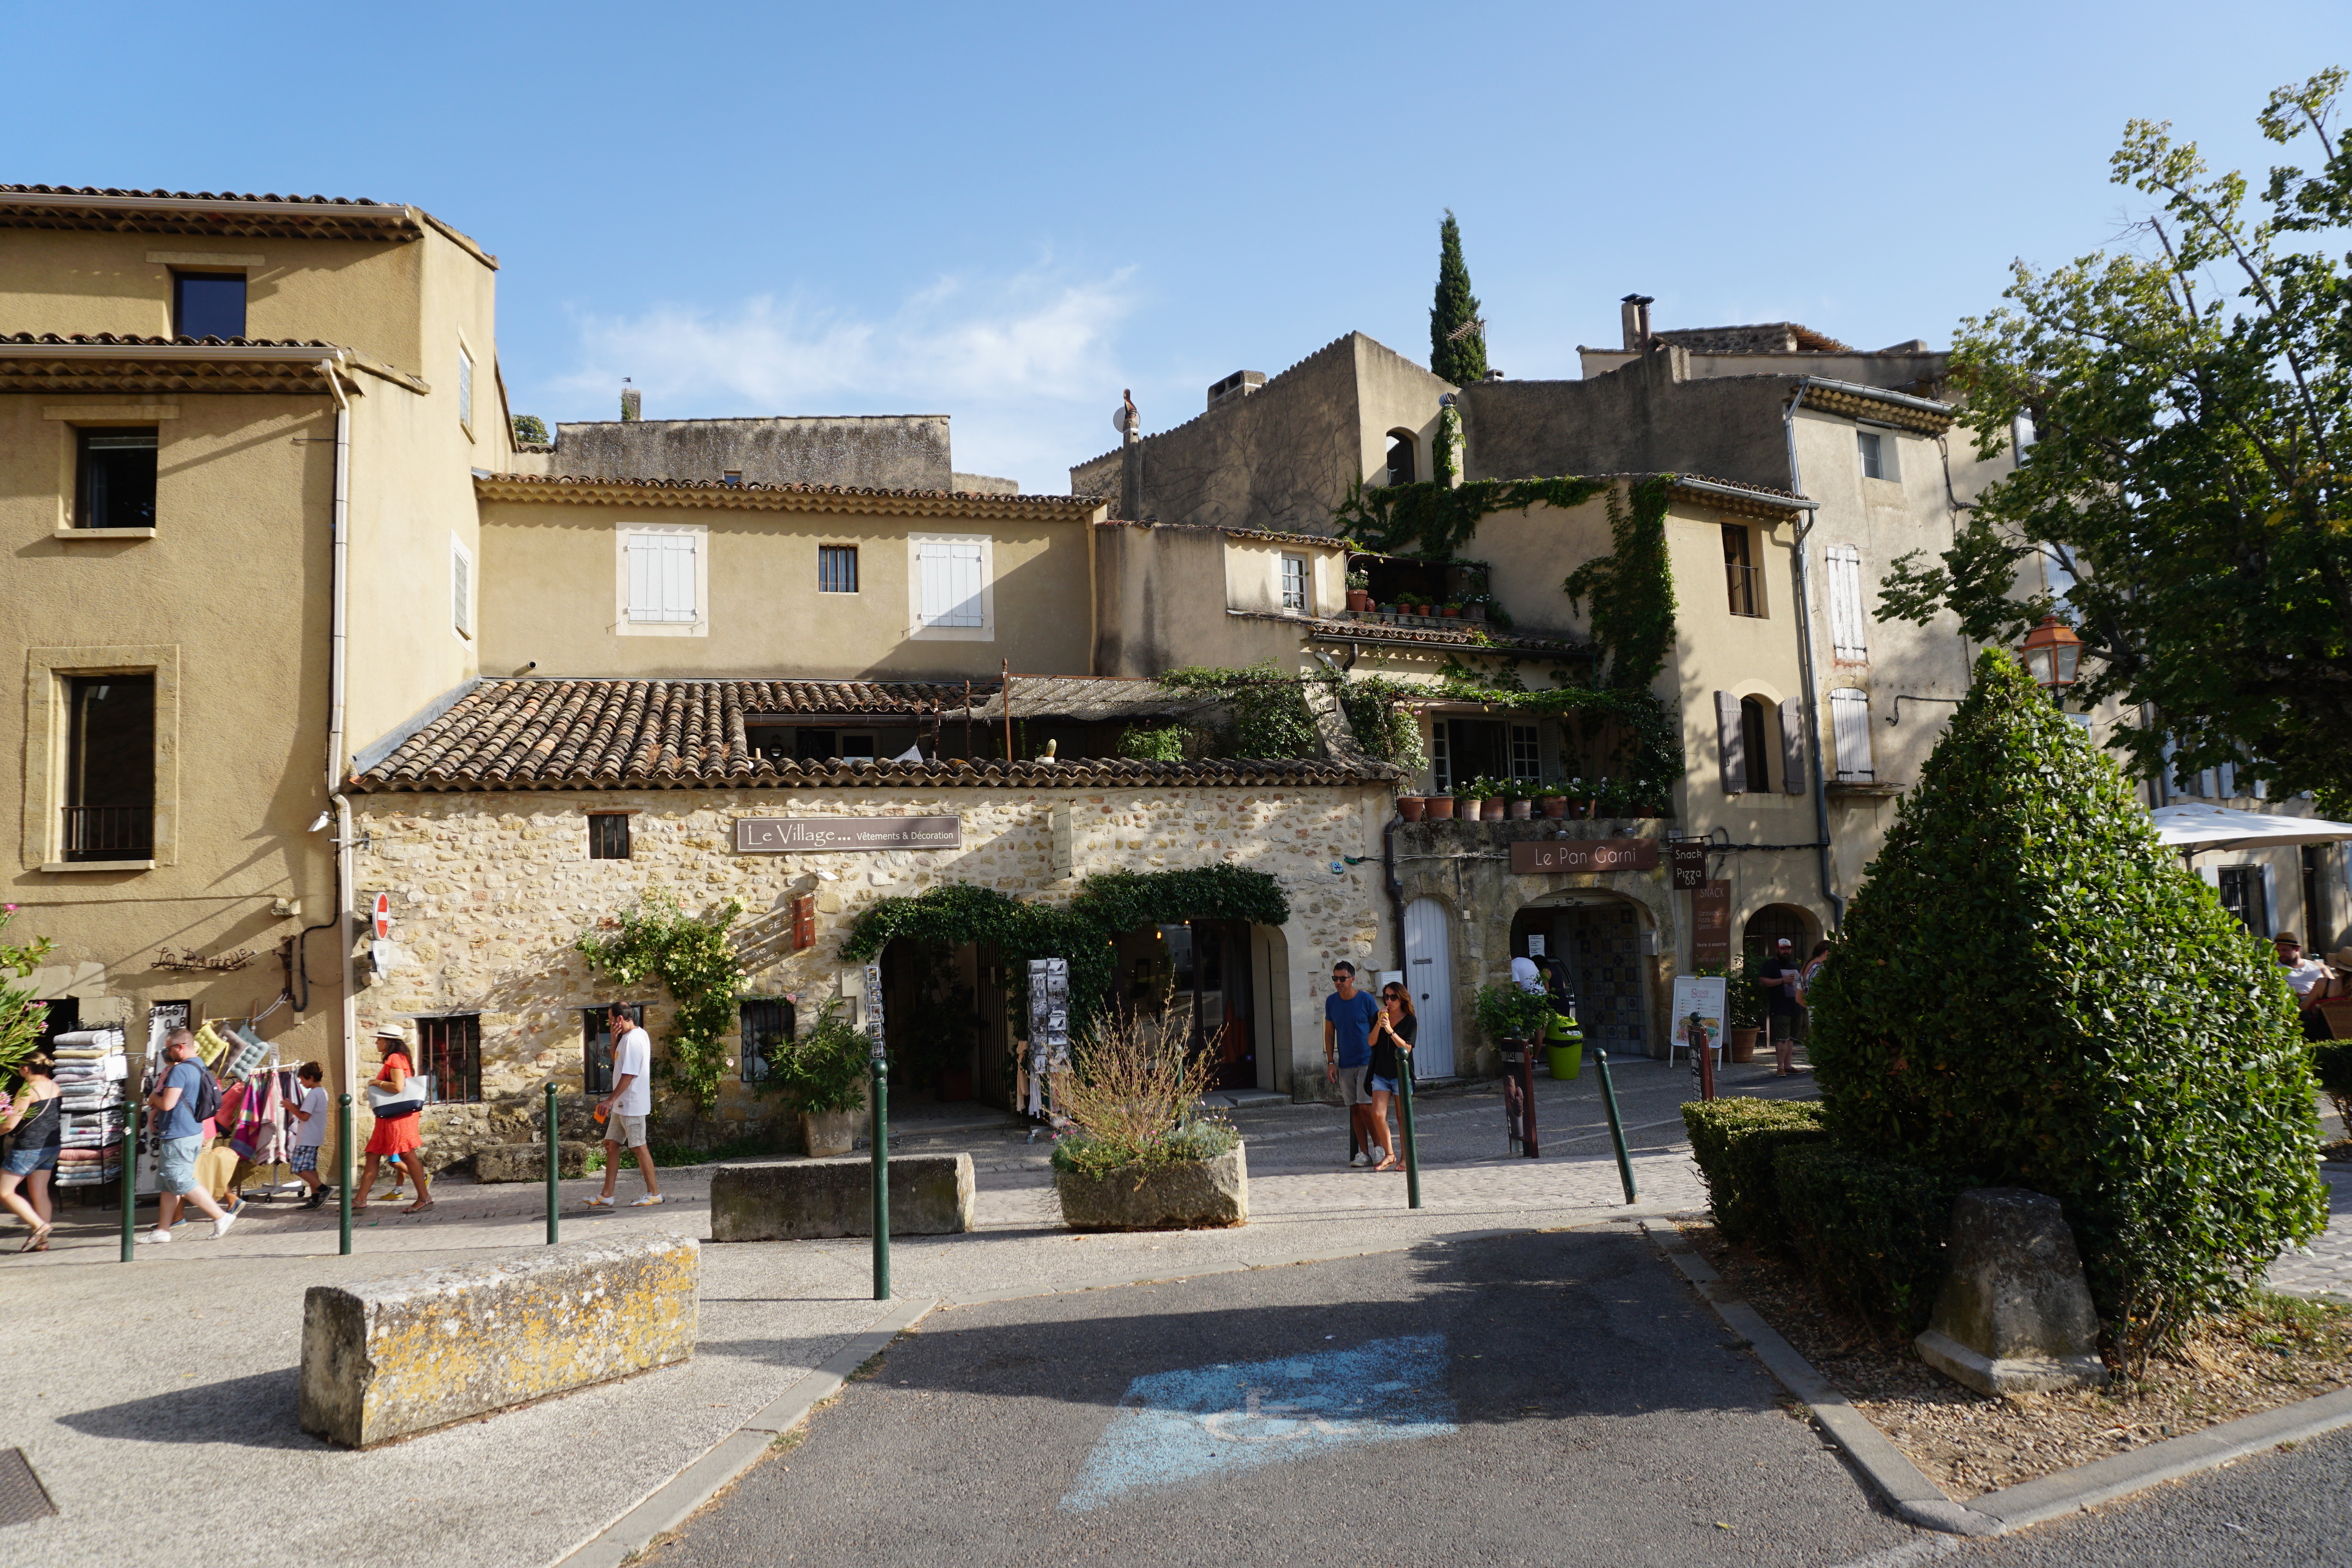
[
  {"left": 620, "top": 379, "right": 642, "bottom": 422},
  {"left": 1207, "top": 370, "right": 1265, "bottom": 411},
  {"left": 1620, "top": 295, "right": 1655, "bottom": 352}
]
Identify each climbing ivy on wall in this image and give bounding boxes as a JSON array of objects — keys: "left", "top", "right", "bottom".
[
  {"left": 839, "top": 868, "right": 1291, "bottom": 1036},
  {"left": 1332, "top": 476, "right": 1609, "bottom": 560},
  {"left": 1157, "top": 663, "right": 1426, "bottom": 770},
  {"left": 574, "top": 889, "right": 746, "bottom": 1118},
  {"left": 1563, "top": 475, "right": 1678, "bottom": 690}
]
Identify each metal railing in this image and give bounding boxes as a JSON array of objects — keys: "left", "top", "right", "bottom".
[
  {"left": 1725, "top": 563, "right": 1767, "bottom": 618},
  {"left": 62, "top": 805, "right": 151, "bottom": 860}
]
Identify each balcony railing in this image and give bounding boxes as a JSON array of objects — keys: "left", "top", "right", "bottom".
[
  {"left": 62, "top": 805, "right": 151, "bottom": 861},
  {"left": 1725, "top": 563, "right": 1766, "bottom": 618}
]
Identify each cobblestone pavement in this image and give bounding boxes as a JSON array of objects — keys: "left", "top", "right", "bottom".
[{"left": 2263, "top": 1165, "right": 2352, "bottom": 1303}]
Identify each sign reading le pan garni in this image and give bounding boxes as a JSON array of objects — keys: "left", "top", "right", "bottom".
[
  {"left": 1509, "top": 838, "right": 1660, "bottom": 875},
  {"left": 734, "top": 816, "right": 961, "bottom": 854}
]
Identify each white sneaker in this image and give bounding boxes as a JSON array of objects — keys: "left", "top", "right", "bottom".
[
  {"left": 628, "top": 1194, "right": 664, "bottom": 1207},
  {"left": 139, "top": 1228, "right": 172, "bottom": 1245},
  {"left": 211, "top": 1211, "right": 238, "bottom": 1239}
]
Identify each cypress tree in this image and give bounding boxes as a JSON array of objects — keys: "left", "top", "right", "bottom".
[
  {"left": 1807, "top": 649, "right": 2326, "bottom": 1353},
  {"left": 1429, "top": 210, "right": 1488, "bottom": 386}
]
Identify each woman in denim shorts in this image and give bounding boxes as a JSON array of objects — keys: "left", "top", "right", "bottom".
[{"left": 1, "top": 1051, "right": 62, "bottom": 1251}]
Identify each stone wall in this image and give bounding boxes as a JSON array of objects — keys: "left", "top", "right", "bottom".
[
  {"left": 544, "top": 416, "right": 954, "bottom": 491},
  {"left": 349, "top": 780, "right": 1394, "bottom": 1145}
]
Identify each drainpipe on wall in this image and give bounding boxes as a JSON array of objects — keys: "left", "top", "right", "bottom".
[
  {"left": 318, "top": 359, "right": 358, "bottom": 1104},
  {"left": 1782, "top": 379, "right": 1846, "bottom": 932}
]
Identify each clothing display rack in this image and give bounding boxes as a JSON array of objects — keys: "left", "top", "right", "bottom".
[{"left": 49, "top": 1027, "right": 128, "bottom": 1188}]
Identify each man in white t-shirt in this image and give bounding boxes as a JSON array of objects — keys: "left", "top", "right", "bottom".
[{"left": 588, "top": 1003, "right": 662, "bottom": 1207}]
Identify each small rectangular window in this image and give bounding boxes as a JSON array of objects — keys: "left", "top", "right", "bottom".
[
  {"left": 1281, "top": 554, "right": 1308, "bottom": 611},
  {"left": 450, "top": 537, "right": 474, "bottom": 639},
  {"left": 457, "top": 344, "right": 475, "bottom": 433},
  {"left": 64, "top": 673, "right": 155, "bottom": 861},
  {"left": 76, "top": 428, "right": 158, "bottom": 529},
  {"left": 1509, "top": 724, "right": 1540, "bottom": 781},
  {"left": 588, "top": 812, "right": 631, "bottom": 860},
  {"left": 416, "top": 1014, "right": 483, "bottom": 1104},
  {"left": 172, "top": 272, "right": 246, "bottom": 339},
  {"left": 722, "top": 469, "right": 744, "bottom": 487},
  {"left": 747, "top": 724, "right": 793, "bottom": 761},
  {"left": 1857, "top": 430, "right": 1885, "bottom": 480},
  {"left": 582, "top": 1003, "right": 645, "bottom": 1096},
  {"left": 740, "top": 997, "right": 796, "bottom": 1082},
  {"left": 1723, "top": 524, "right": 1764, "bottom": 617},
  {"left": 818, "top": 544, "right": 859, "bottom": 594},
  {"left": 2217, "top": 866, "right": 2269, "bottom": 937}
]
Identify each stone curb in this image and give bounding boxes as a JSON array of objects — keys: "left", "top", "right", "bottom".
[
  {"left": 1638, "top": 1221, "right": 2000, "bottom": 1537},
  {"left": 552, "top": 1293, "right": 940, "bottom": 1568},
  {"left": 1641, "top": 1220, "right": 2352, "bottom": 1539}
]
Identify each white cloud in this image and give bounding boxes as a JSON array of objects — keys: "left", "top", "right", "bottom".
[{"left": 549, "top": 266, "right": 1140, "bottom": 489}]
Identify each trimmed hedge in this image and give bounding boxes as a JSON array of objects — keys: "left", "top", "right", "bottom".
[
  {"left": 1682, "top": 1098, "right": 1829, "bottom": 1246},
  {"left": 1775, "top": 1147, "right": 1981, "bottom": 1336},
  {"left": 1806, "top": 650, "right": 2327, "bottom": 1344}
]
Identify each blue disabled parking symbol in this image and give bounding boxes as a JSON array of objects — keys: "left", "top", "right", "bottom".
[{"left": 1061, "top": 1335, "right": 1457, "bottom": 1512}]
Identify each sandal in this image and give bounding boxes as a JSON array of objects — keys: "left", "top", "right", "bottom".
[
  {"left": 402, "top": 1199, "right": 436, "bottom": 1215},
  {"left": 19, "top": 1223, "right": 52, "bottom": 1253},
  {"left": 1372, "top": 1158, "right": 1398, "bottom": 1172}
]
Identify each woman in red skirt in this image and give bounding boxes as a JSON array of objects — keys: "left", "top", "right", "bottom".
[{"left": 354, "top": 1024, "right": 433, "bottom": 1214}]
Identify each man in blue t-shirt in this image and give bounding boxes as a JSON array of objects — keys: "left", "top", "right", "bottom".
[
  {"left": 1324, "top": 961, "right": 1383, "bottom": 1167},
  {"left": 142, "top": 1028, "right": 235, "bottom": 1245}
]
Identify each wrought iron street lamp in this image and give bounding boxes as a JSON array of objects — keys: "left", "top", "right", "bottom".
[{"left": 2020, "top": 614, "right": 2084, "bottom": 694}]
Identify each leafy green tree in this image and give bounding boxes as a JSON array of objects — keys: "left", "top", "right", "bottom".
[
  {"left": 0, "top": 907, "right": 56, "bottom": 1085},
  {"left": 510, "top": 413, "right": 549, "bottom": 446},
  {"left": 1806, "top": 650, "right": 2326, "bottom": 1363},
  {"left": 1880, "top": 69, "right": 2352, "bottom": 796},
  {"left": 1429, "top": 210, "right": 1488, "bottom": 386}
]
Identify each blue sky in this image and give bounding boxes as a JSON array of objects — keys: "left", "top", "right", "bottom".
[{"left": 14, "top": 2, "right": 2349, "bottom": 488}]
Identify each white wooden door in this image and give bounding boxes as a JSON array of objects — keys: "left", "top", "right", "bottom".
[{"left": 1403, "top": 897, "right": 1455, "bottom": 1076}]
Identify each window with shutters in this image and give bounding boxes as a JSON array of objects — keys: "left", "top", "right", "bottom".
[
  {"left": 1829, "top": 688, "right": 1873, "bottom": 781},
  {"left": 1739, "top": 697, "right": 1773, "bottom": 793},
  {"left": 457, "top": 342, "right": 475, "bottom": 435},
  {"left": 1280, "top": 554, "right": 1308, "bottom": 611},
  {"left": 1825, "top": 544, "right": 1867, "bottom": 662},
  {"left": 450, "top": 535, "right": 474, "bottom": 640},
  {"left": 908, "top": 532, "right": 993, "bottom": 640},
  {"left": 616, "top": 524, "right": 707, "bottom": 636}
]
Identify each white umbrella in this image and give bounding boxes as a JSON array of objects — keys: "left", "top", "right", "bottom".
[{"left": 2149, "top": 802, "right": 2352, "bottom": 855}]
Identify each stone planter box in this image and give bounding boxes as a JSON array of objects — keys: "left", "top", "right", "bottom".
[
  {"left": 801, "top": 1108, "right": 860, "bottom": 1158},
  {"left": 475, "top": 1141, "right": 599, "bottom": 1182},
  {"left": 710, "top": 1153, "right": 974, "bottom": 1241},
  {"left": 1055, "top": 1144, "right": 1248, "bottom": 1232}
]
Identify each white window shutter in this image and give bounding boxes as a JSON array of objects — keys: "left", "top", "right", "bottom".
[
  {"left": 628, "top": 533, "right": 698, "bottom": 623},
  {"left": 918, "top": 541, "right": 985, "bottom": 627},
  {"left": 1826, "top": 546, "right": 1867, "bottom": 661},
  {"left": 1829, "top": 689, "right": 1873, "bottom": 781},
  {"left": 1716, "top": 691, "right": 1746, "bottom": 794},
  {"left": 2261, "top": 862, "right": 2279, "bottom": 938},
  {"left": 452, "top": 546, "right": 471, "bottom": 637}
]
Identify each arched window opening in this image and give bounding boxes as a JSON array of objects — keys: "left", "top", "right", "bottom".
[{"left": 1385, "top": 430, "right": 1416, "bottom": 486}]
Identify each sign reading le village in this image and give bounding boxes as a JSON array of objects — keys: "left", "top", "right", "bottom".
[
  {"left": 734, "top": 816, "right": 962, "bottom": 854},
  {"left": 1509, "top": 838, "right": 1661, "bottom": 875}
]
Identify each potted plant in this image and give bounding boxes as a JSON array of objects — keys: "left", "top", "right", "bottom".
[
  {"left": 1053, "top": 1017, "right": 1246, "bottom": 1231},
  {"left": 1345, "top": 570, "right": 1372, "bottom": 613},
  {"left": 1474, "top": 980, "right": 1555, "bottom": 1056},
  {"left": 1705, "top": 961, "right": 1766, "bottom": 1062},
  {"left": 1425, "top": 792, "right": 1456, "bottom": 820},
  {"left": 1439, "top": 599, "right": 1462, "bottom": 618},
  {"left": 1397, "top": 793, "right": 1428, "bottom": 822},
  {"left": 1505, "top": 778, "right": 1535, "bottom": 820},
  {"left": 1538, "top": 785, "right": 1569, "bottom": 818},
  {"left": 764, "top": 998, "right": 869, "bottom": 1156}
]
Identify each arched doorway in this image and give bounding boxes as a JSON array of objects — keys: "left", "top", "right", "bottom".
[
  {"left": 1515, "top": 897, "right": 1652, "bottom": 1058},
  {"left": 1385, "top": 430, "right": 1418, "bottom": 486},
  {"left": 1742, "top": 903, "right": 1819, "bottom": 965},
  {"left": 1403, "top": 897, "right": 1455, "bottom": 1076}
]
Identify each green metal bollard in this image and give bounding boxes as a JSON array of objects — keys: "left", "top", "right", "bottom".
[
  {"left": 870, "top": 1054, "right": 890, "bottom": 1300},
  {"left": 119, "top": 1099, "right": 140, "bottom": 1262},
  {"left": 545, "top": 1082, "right": 560, "bottom": 1246},
  {"left": 1398, "top": 1058, "right": 1422, "bottom": 1211},
  {"left": 1595, "top": 1051, "right": 1638, "bottom": 1204},
  {"left": 338, "top": 1093, "right": 354, "bottom": 1255}
]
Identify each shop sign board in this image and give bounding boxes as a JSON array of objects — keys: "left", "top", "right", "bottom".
[
  {"left": 1508, "top": 838, "right": 1660, "bottom": 875},
  {"left": 1669, "top": 975, "right": 1728, "bottom": 1057},
  {"left": 734, "top": 815, "right": 961, "bottom": 854},
  {"left": 1668, "top": 842, "right": 1710, "bottom": 891},
  {"left": 1692, "top": 880, "right": 1732, "bottom": 965}
]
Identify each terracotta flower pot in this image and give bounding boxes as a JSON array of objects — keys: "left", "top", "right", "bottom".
[
  {"left": 1506, "top": 798, "right": 1534, "bottom": 820},
  {"left": 1539, "top": 795, "right": 1568, "bottom": 818},
  {"left": 1441, "top": 607, "right": 1461, "bottom": 618},
  {"left": 1398, "top": 795, "right": 1428, "bottom": 822},
  {"left": 1728, "top": 1028, "right": 1760, "bottom": 1065},
  {"left": 1425, "top": 795, "right": 1456, "bottom": 820},
  {"left": 1347, "top": 590, "right": 1372, "bottom": 612},
  {"left": 1479, "top": 798, "right": 1506, "bottom": 821}
]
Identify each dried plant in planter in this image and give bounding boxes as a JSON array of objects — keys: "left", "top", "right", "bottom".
[{"left": 1050, "top": 1012, "right": 1235, "bottom": 1181}]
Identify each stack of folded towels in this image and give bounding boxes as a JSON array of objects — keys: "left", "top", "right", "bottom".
[{"left": 49, "top": 1027, "right": 129, "bottom": 1185}]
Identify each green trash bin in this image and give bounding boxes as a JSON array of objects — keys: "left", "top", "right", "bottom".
[{"left": 1545, "top": 1007, "right": 1583, "bottom": 1081}]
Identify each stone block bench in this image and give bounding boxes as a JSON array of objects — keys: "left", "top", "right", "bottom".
[
  {"left": 475, "top": 1141, "right": 599, "bottom": 1182},
  {"left": 299, "top": 1233, "right": 698, "bottom": 1448},
  {"left": 710, "top": 1154, "right": 974, "bottom": 1241}
]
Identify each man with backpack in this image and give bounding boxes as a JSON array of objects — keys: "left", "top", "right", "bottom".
[{"left": 142, "top": 1027, "right": 236, "bottom": 1243}]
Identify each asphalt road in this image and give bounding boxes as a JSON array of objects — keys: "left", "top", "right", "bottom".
[
  {"left": 649, "top": 1224, "right": 1922, "bottom": 1567},
  {"left": 1950, "top": 1425, "right": 2352, "bottom": 1566}
]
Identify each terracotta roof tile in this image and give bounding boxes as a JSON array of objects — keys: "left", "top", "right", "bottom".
[
  {"left": 353, "top": 677, "right": 1394, "bottom": 791},
  {"left": 0, "top": 332, "right": 343, "bottom": 350}
]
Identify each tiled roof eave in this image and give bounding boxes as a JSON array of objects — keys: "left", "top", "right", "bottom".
[{"left": 352, "top": 757, "right": 1399, "bottom": 794}]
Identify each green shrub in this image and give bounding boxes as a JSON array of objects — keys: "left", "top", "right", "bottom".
[
  {"left": 1807, "top": 650, "right": 2327, "bottom": 1353},
  {"left": 1050, "top": 1014, "right": 1232, "bottom": 1178},
  {"left": 1474, "top": 981, "right": 1553, "bottom": 1046},
  {"left": 1681, "top": 1098, "right": 1828, "bottom": 1244},
  {"left": 761, "top": 998, "right": 869, "bottom": 1115},
  {"left": 1775, "top": 1147, "right": 1983, "bottom": 1336},
  {"left": 1117, "top": 723, "right": 1190, "bottom": 762}
]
